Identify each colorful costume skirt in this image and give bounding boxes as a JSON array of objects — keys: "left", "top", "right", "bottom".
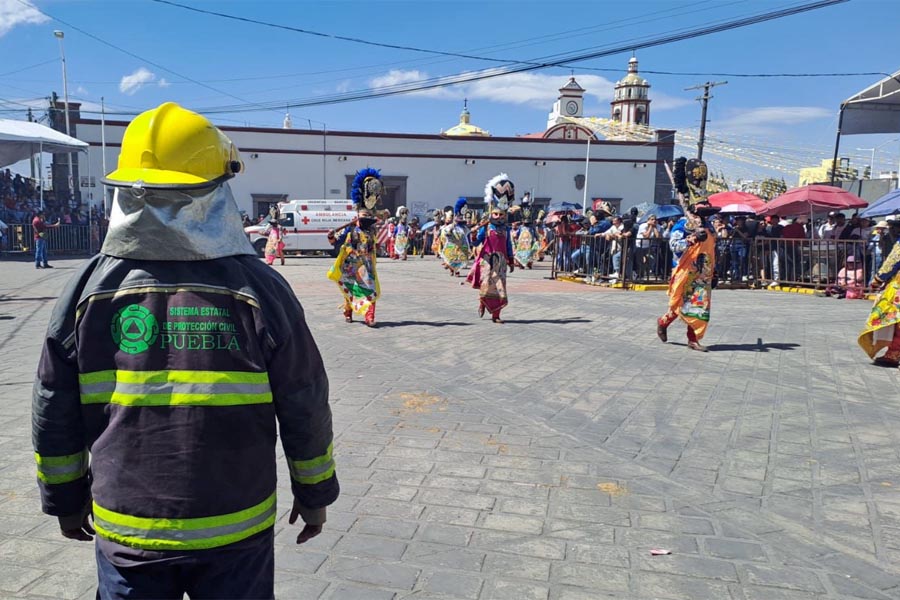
[
  {"left": 468, "top": 251, "right": 508, "bottom": 314},
  {"left": 327, "top": 245, "right": 379, "bottom": 315},
  {"left": 859, "top": 276, "right": 900, "bottom": 360},
  {"left": 441, "top": 227, "right": 470, "bottom": 271},
  {"left": 666, "top": 237, "right": 715, "bottom": 340},
  {"left": 514, "top": 228, "right": 537, "bottom": 266}
]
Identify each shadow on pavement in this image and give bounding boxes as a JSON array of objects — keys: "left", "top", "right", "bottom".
[
  {"left": 666, "top": 339, "right": 800, "bottom": 352},
  {"left": 0, "top": 315, "right": 14, "bottom": 320},
  {"left": 374, "top": 321, "right": 472, "bottom": 328},
  {"left": 709, "top": 341, "right": 801, "bottom": 352},
  {"left": 0, "top": 297, "right": 59, "bottom": 302},
  {"left": 505, "top": 318, "right": 592, "bottom": 325}
]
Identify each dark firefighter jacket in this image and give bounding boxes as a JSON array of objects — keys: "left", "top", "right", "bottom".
[{"left": 32, "top": 254, "right": 339, "bottom": 554}]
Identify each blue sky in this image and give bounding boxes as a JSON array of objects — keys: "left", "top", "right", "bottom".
[{"left": 2, "top": 0, "right": 899, "bottom": 182}]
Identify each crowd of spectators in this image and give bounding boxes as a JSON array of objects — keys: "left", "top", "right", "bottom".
[
  {"left": 556, "top": 205, "right": 895, "bottom": 292},
  {"left": 0, "top": 168, "right": 105, "bottom": 227}
]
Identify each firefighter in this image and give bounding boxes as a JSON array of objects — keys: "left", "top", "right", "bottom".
[{"left": 32, "top": 102, "right": 339, "bottom": 599}]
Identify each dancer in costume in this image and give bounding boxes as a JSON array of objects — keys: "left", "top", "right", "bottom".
[
  {"left": 327, "top": 168, "right": 382, "bottom": 327},
  {"left": 657, "top": 158, "right": 719, "bottom": 352},
  {"left": 511, "top": 201, "right": 539, "bottom": 269},
  {"left": 440, "top": 197, "right": 471, "bottom": 277},
  {"left": 263, "top": 220, "right": 285, "bottom": 266},
  {"left": 535, "top": 209, "right": 550, "bottom": 262},
  {"left": 859, "top": 221, "right": 900, "bottom": 366},
  {"left": 431, "top": 208, "right": 445, "bottom": 259},
  {"left": 468, "top": 174, "right": 515, "bottom": 323},
  {"left": 392, "top": 206, "right": 410, "bottom": 260}
]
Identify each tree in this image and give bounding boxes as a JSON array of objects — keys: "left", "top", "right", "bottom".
[{"left": 758, "top": 177, "right": 787, "bottom": 201}]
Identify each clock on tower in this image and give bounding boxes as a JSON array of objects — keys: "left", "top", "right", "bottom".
[{"left": 565, "top": 100, "right": 579, "bottom": 116}]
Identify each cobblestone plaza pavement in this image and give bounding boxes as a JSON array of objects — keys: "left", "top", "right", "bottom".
[{"left": 4, "top": 256, "right": 900, "bottom": 599}]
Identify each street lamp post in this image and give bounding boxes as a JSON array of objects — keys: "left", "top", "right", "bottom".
[
  {"left": 856, "top": 147, "right": 876, "bottom": 178},
  {"left": 53, "top": 30, "right": 74, "bottom": 205}
]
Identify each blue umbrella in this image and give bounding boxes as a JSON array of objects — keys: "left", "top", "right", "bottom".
[
  {"left": 861, "top": 189, "right": 900, "bottom": 219},
  {"left": 638, "top": 204, "right": 684, "bottom": 224},
  {"left": 421, "top": 220, "right": 437, "bottom": 231},
  {"left": 546, "top": 201, "right": 582, "bottom": 213}
]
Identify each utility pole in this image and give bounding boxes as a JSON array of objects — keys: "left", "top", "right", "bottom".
[
  {"left": 685, "top": 81, "right": 727, "bottom": 160},
  {"left": 27, "top": 108, "right": 36, "bottom": 180}
]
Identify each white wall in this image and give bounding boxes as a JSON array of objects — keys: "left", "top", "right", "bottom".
[{"left": 76, "top": 121, "right": 664, "bottom": 215}]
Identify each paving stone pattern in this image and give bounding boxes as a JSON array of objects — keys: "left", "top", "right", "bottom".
[{"left": 2, "top": 256, "right": 900, "bottom": 598}]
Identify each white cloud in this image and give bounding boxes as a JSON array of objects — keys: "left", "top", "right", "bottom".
[
  {"left": 366, "top": 69, "right": 618, "bottom": 108},
  {"left": 0, "top": 0, "right": 48, "bottom": 37},
  {"left": 119, "top": 67, "right": 156, "bottom": 95},
  {"left": 158, "top": 78, "right": 171, "bottom": 88},
  {"left": 716, "top": 106, "right": 833, "bottom": 135},
  {"left": 651, "top": 92, "right": 692, "bottom": 111},
  {"left": 75, "top": 85, "right": 89, "bottom": 96}
]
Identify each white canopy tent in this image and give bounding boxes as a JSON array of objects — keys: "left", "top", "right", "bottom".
[
  {"left": 831, "top": 69, "right": 900, "bottom": 183},
  {"left": 0, "top": 118, "right": 89, "bottom": 209},
  {"left": 841, "top": 69, "right": 900, "bottom": 135},
  {"left": 0, "top": 119, "right": 88, "bottom": 167}
]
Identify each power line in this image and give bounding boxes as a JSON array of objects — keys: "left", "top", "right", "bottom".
[
  {"left": 0, "top": 59, "right": 58, "bottom": 79},
  {"left": 12, "top": 0, "right": 288, "bottom": 117},
  {"left": 579, "top": 66, "right": 892, "bottom": 78},
  {"left": 184, "top": 0, "right": 850, "bottom": 115},
  {"left": 148, "top": 0, "right": 741, "bottom": 70}
]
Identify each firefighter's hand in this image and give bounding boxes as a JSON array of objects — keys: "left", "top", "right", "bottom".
[
  {"left": 289, "top": 501, "right": 324, "bottom": 545},
  {"left": 295, "top": 524, "right": 322, "bottom": 545},
  {"left": 59, "top": 506, "right": 94, "bottom": 542}
]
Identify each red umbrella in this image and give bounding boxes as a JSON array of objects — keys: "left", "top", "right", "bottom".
[
  {"left": 708, "top": 191, "right": 766, "bottom": 213},
  {"left": 759, "top": 185, "right": 867, "bottom": 216}
]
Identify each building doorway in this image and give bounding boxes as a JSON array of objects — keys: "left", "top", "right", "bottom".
[{"left": 251, "top": 193, "right": 288, "bottom": 222}]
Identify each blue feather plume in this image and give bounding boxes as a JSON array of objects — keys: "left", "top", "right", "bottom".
[
  {"left": 351, "top": 168, "right": 381, "bottom": 208},
  {"left": 455, "top": 197, "right": 467, "bottom": 216}
]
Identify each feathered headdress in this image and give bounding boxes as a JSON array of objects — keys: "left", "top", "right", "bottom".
[
  {"left": 673, "top": 157, "right": 718, "bottom": 217},
  {"left": 484, "top": 173, "right": 514, "bottom": 211},
  {"left": 351, "top": 168, "right": 383, "bottom": 211},
  {"left": 395, "top": 205, "right": 408, "bottom": 219},
  {"left": 454, "top": 197, "right": 467, "bottom": 216}
]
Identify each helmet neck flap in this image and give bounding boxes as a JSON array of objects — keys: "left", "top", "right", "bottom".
[{"left": 101, "top": 182, "right": 255, "bottom": 261}]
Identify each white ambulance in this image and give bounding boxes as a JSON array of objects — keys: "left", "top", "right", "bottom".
[{"left": 244, "top": 199, "right": 357, "bottom": 257}]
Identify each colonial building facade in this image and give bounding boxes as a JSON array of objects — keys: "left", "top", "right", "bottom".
[{"left": 66, "top": 58, "right": 674, "bottom": 218}]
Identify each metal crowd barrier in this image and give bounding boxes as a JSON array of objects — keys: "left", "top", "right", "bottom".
[
  {"left": 6, "top": 223, "right": 107, "bottom": 255},
  {"left": 750, "top": 237, "right": 872, "bottom": 295},
  {"left": 551, "top": 233, "right": 874, "bottom": 296},
  {"left": 551, "top": 233, "right": 638, "bottom": 284}
]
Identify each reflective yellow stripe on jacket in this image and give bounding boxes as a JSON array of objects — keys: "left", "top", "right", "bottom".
[
  {"left": 92, "top": 492, "right": 277, "bottom": 551},
  {"left": 78, "top": 370, "right": 272, "bottom": 406},
  {"left": 34, "top": 450, "right": 89, "bottom": 484},
  {"left": 288, "top": 442, "right": 335, "bottom": 485}
]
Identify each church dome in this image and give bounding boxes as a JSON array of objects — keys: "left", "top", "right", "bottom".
[
  {"left": 443, "top": 102, "right": 490, "bottom": 137},
  {"left": 616, "top": 56, "right": 650, "bottom": 87}
]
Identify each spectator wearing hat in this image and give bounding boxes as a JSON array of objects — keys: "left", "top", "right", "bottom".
[
  {"left": 818, "top": 212, "right": 838, "bottom": 239},
  {"left": 871, "top": 220, "right": 891, "bottom": 273},
  {"left": 827, "top": 255, "right": 864, "bottom": 299}
]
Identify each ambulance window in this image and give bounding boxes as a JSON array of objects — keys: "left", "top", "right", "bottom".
[{"left": 279, "top": 213, "right": 295, "bottom": 227}]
